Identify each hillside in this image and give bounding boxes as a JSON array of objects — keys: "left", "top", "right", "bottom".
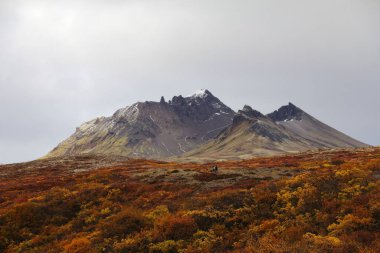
[{"left": 0, "top": 148, "right": 379, "bottom": 252}]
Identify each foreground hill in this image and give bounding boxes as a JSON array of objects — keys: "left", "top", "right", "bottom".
[
  {"left": 0, "top": 148, "right": 379, "bottom": 252},
  {"left": 46, "top": 90, "right": 367, "bottom": 160}
]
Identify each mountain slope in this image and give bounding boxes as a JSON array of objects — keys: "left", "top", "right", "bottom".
[
  {"left": 46, "top": 90, "right": 235, "bottom": 159},
  {"left": 267, "top": 103, "right": 368, "bottom": 148},
  {"left": 181, "top": 105, "right": 312, "bottom": 160},
  {"left": 181, "top": 104, "right": 368, "bottom": 161}
]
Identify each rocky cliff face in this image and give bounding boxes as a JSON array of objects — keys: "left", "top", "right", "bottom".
[{"left": 267, "top": 103, "right": 304, "bottom": 122}]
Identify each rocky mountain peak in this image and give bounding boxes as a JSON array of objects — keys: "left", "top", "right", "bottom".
[
  {"left": 186, "top": 89, "right": 213, "bottom": 99},
  {"left": 232, "top": 106, "right": 260, "bottom": 125},
  {"left": 168, "top": 89, "right": 235, "bottom": 122},
  {"left": 267, "top": 102, "right": 304, "bottom": 122},
  {"left": 238, "top": 105, "right": 264, "bottom": 119}
]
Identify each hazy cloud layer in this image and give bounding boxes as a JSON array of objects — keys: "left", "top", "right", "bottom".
[{"left": 1, "top": 0, "right": 379, "bottom": 163}]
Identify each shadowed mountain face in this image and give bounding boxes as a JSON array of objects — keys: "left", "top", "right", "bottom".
[
  {"left": 268, "top": 103, "right": 303, "bottom": 121},
  {"left": 47, "top": 90, "right": 368, "bottom": 160},
  {"left": 47, "top": 90, "right": 236, "bottom": 159}
]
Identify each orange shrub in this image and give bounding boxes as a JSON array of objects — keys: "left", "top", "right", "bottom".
[
  {"left": 64, "top": 237, "right": 96, "bottom": 253},
  {"left": 100, "top": 207, "right": 149, "bottom": 238},
  {"left": 153, "top": 215, "right": 198, "bottom": 241}
]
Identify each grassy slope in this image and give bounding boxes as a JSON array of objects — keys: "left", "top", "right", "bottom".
[{"left": 0, "top": 148, "right": 379, "bottom": 252}]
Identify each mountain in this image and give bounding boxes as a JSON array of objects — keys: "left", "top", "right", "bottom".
[
  {"left": 46, "top": 89, "right": 235, "bottom": 159},
  {"left": 181, "top": 103, "right": 368, "bottom": 161},
  {"left": 47, "top": 90, "right": 368, "bottom": 161}
]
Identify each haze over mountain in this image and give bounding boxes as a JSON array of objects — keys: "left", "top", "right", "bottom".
[{"left": 47, "top": 90, "right": 367, "bottom": 160}]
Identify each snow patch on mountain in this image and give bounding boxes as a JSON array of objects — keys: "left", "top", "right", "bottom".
[{"left": 187, "top": 89, "right": 209, "bottom": 98}]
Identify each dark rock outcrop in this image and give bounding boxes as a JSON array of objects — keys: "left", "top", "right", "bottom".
[{"left": 267, "top": 103, "right": 304, "bottom": 122}]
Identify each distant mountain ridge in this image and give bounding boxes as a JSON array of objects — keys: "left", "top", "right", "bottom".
[{"left": 46, "top": 90, "right": 368, "bottom": 160}]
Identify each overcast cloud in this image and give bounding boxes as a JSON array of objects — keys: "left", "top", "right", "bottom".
[{"left": 0, "top": 0, "right": 379, "bottom": 163}]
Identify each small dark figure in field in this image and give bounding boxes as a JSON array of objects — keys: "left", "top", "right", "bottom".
[{"left": 210, "top": 165, "right": 218, "bottom": 173}]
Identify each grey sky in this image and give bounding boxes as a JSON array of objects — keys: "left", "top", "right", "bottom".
[{"left": 0, "top": 0, "right": 379, "bottom": 163}]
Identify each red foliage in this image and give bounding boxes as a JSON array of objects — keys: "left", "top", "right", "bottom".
[
  {"left": 0, "top": 148, "right": 379, "bottom": 252},
  {"left": 154, "top": 215, "right": 198, "bottom": 241}
]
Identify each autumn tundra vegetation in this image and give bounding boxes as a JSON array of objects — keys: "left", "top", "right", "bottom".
[{"left": 0, "top": 148, "right": 379, "bottom": 252}]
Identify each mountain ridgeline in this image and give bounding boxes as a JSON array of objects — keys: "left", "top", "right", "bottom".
[{"left": 47, "top": 90, "right": 367, "bottom": 160}]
